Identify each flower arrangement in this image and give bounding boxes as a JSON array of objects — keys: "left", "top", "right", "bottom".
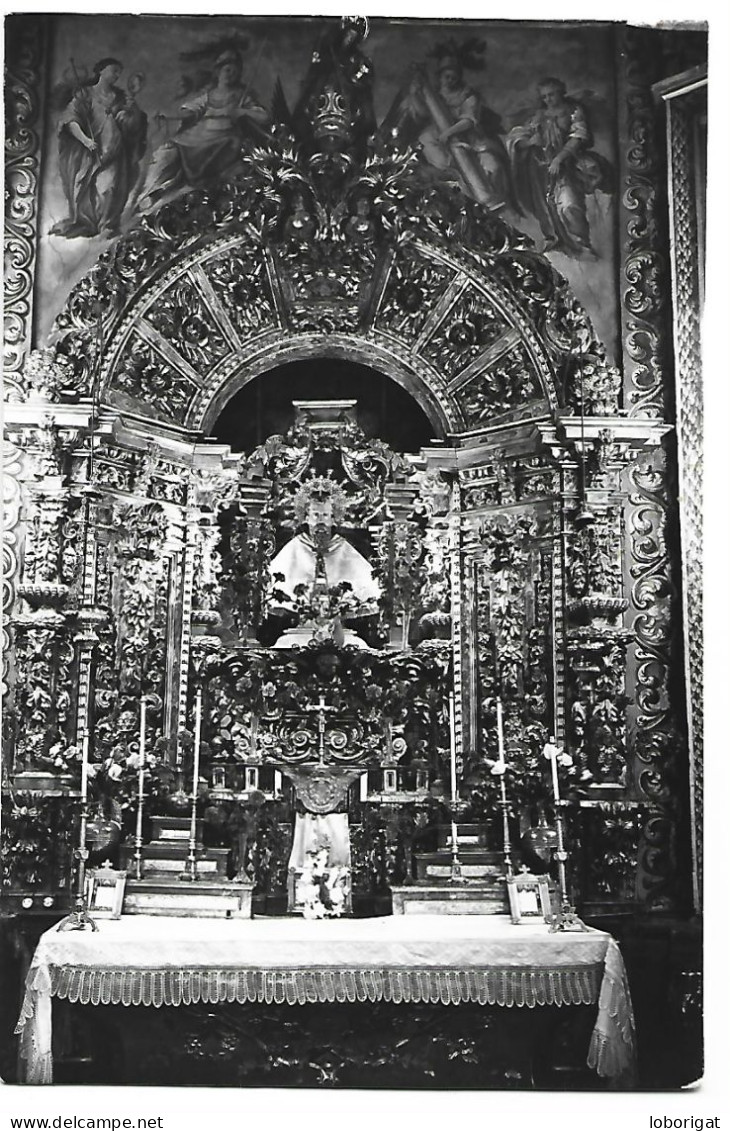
[
  {"left": 297, "top": 846, "right": 349, "bottom": 919},
  {"left": 269, "top": 575, "right": 362, "bottom": 624}
]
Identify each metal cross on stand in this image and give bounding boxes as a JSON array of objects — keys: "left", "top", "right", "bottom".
[{"left": 301, "top": 694, "right": 339, "bottom": 765}]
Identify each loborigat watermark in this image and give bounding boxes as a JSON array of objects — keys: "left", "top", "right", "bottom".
[{"left": 649, "top": 1120, "right": 721, "bottom": 1130}]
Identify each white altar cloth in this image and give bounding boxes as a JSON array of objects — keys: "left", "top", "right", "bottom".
[{"left": 15, "top": 914, "right": 635, "bottom": 1086}]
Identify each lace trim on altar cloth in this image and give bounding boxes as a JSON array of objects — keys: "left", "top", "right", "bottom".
[
  {"left": 586, "top": 939, "right": 637, "bottom": 1085},
  {"left": 23, "top": 963, "right": 603, "bottom": 1009},
  {"left": 15, "top": 958, "right": 636, "bottom": 1084}
]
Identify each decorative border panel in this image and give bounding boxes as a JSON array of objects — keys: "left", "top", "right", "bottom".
[
  {"left": 664, "top": 84, "right": 705, "bottom": 913},
  {"left": 617, "top": 26, "right": 671, "bottom": 420},
  {"left": 3, "top": 16, "right": 46, "bottom": 396}
]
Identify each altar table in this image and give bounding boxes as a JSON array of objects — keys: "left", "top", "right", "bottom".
[{"left": 15, "top": 914, "right": 636, "bottom": 1086}]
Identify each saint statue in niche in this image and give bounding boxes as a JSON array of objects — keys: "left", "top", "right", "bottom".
[
  {"left": 268, "top": 476, "right": 380, "bottom": 649},
  {"left": 50, "top": 58, "right": 148, "bottom": 238},
  {"left": 137, "top": 44, "right": 269, "bottom": 212}
]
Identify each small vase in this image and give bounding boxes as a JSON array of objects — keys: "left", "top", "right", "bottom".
[{"left": 520, "top": 808, "right": 559, "bottom": 870}]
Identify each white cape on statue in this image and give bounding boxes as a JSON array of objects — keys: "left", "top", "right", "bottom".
[{"left": 269, "top": 533, "right": 379, "bottom": 608}]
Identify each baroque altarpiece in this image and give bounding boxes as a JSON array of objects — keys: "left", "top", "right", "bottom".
[{"left": 1, "top": 13, "right": 705, "bottom": 1087}]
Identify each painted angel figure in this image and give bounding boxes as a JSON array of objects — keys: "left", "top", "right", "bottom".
[
  {"left": 137, "top": 43, "right": 269, "bottom": 212},
  {"left": 384, "top": 38, "right": 517, "bottom": 215},
  {"left": 505, "top": 76, "right": 614, "bottom": 257},
  {"left": 50, "top": 58, "right": 148, "bottom": 238}
]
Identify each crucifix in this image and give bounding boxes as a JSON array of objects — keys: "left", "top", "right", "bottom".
[{"left": 301, "top": 694, "right": 339, "bottom": 764}]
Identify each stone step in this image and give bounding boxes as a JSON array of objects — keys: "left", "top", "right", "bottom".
[
  {"left": 121, "top": 841, "right": 229, "bottom": 876},
  {"left": 414, "top": 850, "right": 503, "bottom": 882},
  {"left": 437, "top": 824, "right": 490, "bottom": 849},
  {"left": 124, "top": 878, "right": 252, "bottom": 919},
  {"left": 150, "top": 816, "right": 193, "bottom": 837},
  {"left": 420, "top": 862, "right": 503, "bottom": 880},
  {"left": 391, "top": 883, "right": 509, "bottom": 916},
  {"left": 142, "top": 841, "right": 229, "bottom": 861},
  {"left": 138, "top": 857, "right": 221, "bottom": 876}
]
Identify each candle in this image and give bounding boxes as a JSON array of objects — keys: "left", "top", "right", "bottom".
[
  {"left": 359, "top": 771, "right": 368, "bottom": 802},
  {"left": 449, "top": 693, "right": 459, "bottom": 853},
  {"left": 192, "top": 688, "right": 203, "bottom": 797},
  {"left": 543, "top": 737, "right": 561, "bottom": 803},
  {"left": 493, "top": 699, "right": 507, "bottom": 774},
  {"left": 138, "top": 697, "right": 147, "bottom": 797},
  {"left": 80, "top": 729, "right": 90, "bottom": 802}
]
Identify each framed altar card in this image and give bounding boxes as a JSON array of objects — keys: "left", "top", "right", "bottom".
[
  {"left": 507, "top": 872, "right": 552, "bottom": 925},
  {"left": 85, "top": 868, "right": 126, "bottom": 918}
]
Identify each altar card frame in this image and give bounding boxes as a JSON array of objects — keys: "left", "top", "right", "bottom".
[
  {"left": 507, "top": 872, "right": 552, "bottom": 925},
  {"left": 85, "top": 868, "right": 127, "bottom": 919}
]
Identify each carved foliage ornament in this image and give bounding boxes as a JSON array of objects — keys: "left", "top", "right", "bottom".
[
  {"left": 3, "top": 18, "right": 45, "bottom": 395},
  {"left": 43, "top": 131, "right": 612, "bottom": 428},
  {"left": 620, "top": 27, "right": 671, "bottom": 419}
]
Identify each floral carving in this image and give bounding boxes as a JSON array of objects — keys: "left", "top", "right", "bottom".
[
  {"left": 458, "top": 345, "right": 543, "bottom": 428},
  {"left": 375, "top": 520, "right": 426, "bottom": 643},
  {"left": 205, "top": 247, "right": 276, "bottom": 336},
  {"left": 18, "top": 349, "right": 76, "bottom": 401},
  {"left": 114, "top": 334, "right": 198, "bottom": 422},
  {"left": 421, "top": 286, "right": 507, "bottom": 378},
  {"left": 566, "top": 511, "right": 623, "bottom": 604},
  {"left": 377, "top": 251, "right": 456, "bottom": 341},
  {"left": 146, "top": 274, "right": 229, "bottom": 372},
  {"left": 566, "top": 629, "right": 630, "bottom": 784}
]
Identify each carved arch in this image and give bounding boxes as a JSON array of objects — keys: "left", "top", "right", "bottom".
[{"left": 41, "top": 156, "right": 617, "bottom": 435}]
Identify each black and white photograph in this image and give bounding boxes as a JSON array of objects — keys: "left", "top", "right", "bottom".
[{"left": 1, "top": 2, "right": 719, "bottom": 1118}]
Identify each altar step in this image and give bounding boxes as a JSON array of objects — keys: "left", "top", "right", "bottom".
[
  {"left": 414, "top": 825, "right": 504, "bottom": 883},
  {"left": 123, "top": 877, "right": 252, "bottom": 919},
  {"left": 391, "top": 881, "right": 508, "bottom": 916},
  {"left": 121, "top": 816, "right": 252, "bottom": 919},
  {"left": 396, "top": 823, "right": 509, "bottom": 915}
]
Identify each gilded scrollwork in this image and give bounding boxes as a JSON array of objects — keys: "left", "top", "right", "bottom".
[
  {"left": 3, "top": 18, "right": 46, "bottom": 398},
  {"left": 626, "top": 447, "right": 685, "bottom": 908},
  {"left": 619, "top": 27, "right": 671, "bottom": 419}
]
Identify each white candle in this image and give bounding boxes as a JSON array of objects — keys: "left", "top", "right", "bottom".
[
  {"left": 80, "top": 729, "right": 90, "bottom": 802},
  {"left": 449, "top": 693, "right": 459, "bottom": 852},
  {"left": 138, "top": 697, "right": 147, "bottom": 797},
  {"left": 495, "top": 699, "right": 507, "bottom": 771},
  {"left": 192, "top": 688, "right": 203, "bottom": 797},
  {"left": 544, "top": 738, "right": 561, "bottom": 803},
  {"left": 359, "top": 771, "right": 368, "bottom": 801}
]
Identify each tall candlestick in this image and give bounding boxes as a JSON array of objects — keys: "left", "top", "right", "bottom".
[
  {"left": 448, "top": 693, "right": 462, "bottom": 880},
  {"left": 80, "top": 727, "right": 89, "bottom": 804},
  {"left": 133, "top": 697, "right": 147, "bottom": 880},
  {"left": 184, "top": 688, "right": 203, "bottom": 880}
]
